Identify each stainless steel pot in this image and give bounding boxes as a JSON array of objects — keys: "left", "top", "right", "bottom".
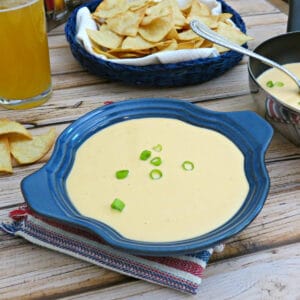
[{"left": 248, "top": 0, "right": 300, "bottom": 146}]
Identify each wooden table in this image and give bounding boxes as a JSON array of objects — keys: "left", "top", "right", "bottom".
[{"left": 0, "top": 0, "right": 299, "bottom": 299}]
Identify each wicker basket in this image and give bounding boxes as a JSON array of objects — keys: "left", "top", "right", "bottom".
[{"left": 65, "top": 0, "right": 247, "bottom": 87}]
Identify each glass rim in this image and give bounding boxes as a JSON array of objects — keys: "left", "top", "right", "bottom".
[{"left": 0, "top": 0, "right": 38, "bottom": 13}]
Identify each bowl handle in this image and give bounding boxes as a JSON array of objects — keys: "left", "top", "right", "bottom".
[
  {"left": 224, "top": 111, "right": 273, "bottom": 151},
  {"left": 21, "top": 168, "right": 65, "bottom": 219}
]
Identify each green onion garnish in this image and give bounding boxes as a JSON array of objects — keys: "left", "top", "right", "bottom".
[
  {"left": 266, "top": 80, "right": 274, "bottom": 88},
  {"left": 111, "top": 198, "right": 125, "bottom": 212},
  {"left": 140, "top": 150, "right": 151, "bottom": 160},
  {"left": 274, "top": 81, "right": 284, "bottom": 87},
  {"left": 182, "top": 161, "right": 194, "bottom": 171},
  {"left": 150, "top": 157, "right": 162, "bottom": 166},
  {"left": 115, "top": 170, "right": 129, "bottom": 179},
  {"left": 149, "top": 169, "right": 162, "bottom": 180},
  {"left": 152, "top": 144, "right": 162, "bottom": 152}
]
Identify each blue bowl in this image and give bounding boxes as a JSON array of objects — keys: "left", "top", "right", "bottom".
[
  {"left": 21, "top": 99, "right": 273, "bottom": 256},
  {"left": 65, "top": 0, "right": 247, "bottom": 87}
]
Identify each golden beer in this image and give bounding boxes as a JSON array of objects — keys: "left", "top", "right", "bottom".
[{"left": 0, "top": 0, "right": 52, "bottom": 109}]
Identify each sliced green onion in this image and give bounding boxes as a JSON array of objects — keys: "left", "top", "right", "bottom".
[
  {"left": 274, "top": 81, "right": 284, "bottom": 87},
  {"left": 182, "top": 161, "right": 194, "bottom": 171},
  {"left": 149, "top": 169, "right": 162, "bottom": 180},
  {"left": 111, "top": 198, "right": 125, "bottom": 212},
  {"left": 150, "top": 157, "right": 162, "bottom": 166},
  {"left": 152, "top": 144, "right": 162, "bottom": 152},
  {"left": 115, "top": 170, "right": 129, "bottom": 179},
  {"left": 266, "top": 80, "right": 274, "bottom": 88},
  {"left": 140, "top": 150, "right": 151, "bottom": 161}
]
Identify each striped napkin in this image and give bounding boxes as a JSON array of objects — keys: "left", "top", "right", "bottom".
[{"left": 1, "top": 206, "right": 223, "bottom": 294}]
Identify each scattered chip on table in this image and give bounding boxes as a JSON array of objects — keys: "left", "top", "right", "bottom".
[
  {"left": 0, "top": 118, "right": 32, "bottom": 139},
  {"left": 0, "top": 137, "right": 12, "bottom": 174},
  {"left": 0, "top": 119, "right": 57, "bottom": 174},
  {"left": 9, "top": 128, "right": 56, "bottom": 165}
]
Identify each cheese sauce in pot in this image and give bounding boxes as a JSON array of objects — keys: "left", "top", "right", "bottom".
[
  {"left": 257, "top": 62, "right": 300, "bottom": 111},
  {"left": 66, "top": 118, "right": 249, "bottom": 242}
]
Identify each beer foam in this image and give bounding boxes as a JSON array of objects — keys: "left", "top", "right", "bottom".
[{"left": 0, "top": 0, "right": 38, "bottom": 12}]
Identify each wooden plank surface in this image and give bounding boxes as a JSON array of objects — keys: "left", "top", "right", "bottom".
[
  {"left": 61, "top": 243, "right": 300, "bottom": 300},
  {"left": 0, "top": 0, "right": 299, "bottom": 299}
]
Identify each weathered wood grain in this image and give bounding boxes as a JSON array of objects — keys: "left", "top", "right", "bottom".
[
  {"left": 0, "top": 161, "right": 298, "bottom": 300},
  {"left": 0, "top": 189, "right": 298, "bottom": 299},
  {"left": 0, "top": 1, "right": 298, "bottom": 299},
  {"left": 0, "top": 64, "right": 251, "bottom": 124},
  {"left": 0, "top": 243, "right": 127, "bottom": 300},
  {"left": 0, "top": 97, "right": 299, "bottom": 208},
  {"left": 267, "top": 0, "right": 289, "bottom": 14},
  {"left": 0, "top": 13, "right": 289, "bottom": 126},
  {"left": 60, "top": 243, "right": 300, "bottom": 299}
]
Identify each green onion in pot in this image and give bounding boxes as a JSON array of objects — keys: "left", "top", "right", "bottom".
[{"left": 274, "top": 81, "right": 284, "bottom": 87}]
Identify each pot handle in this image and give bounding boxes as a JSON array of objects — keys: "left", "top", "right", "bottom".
[
  {"left": 287, "top": 0, "right": 300, "bottom": 32},
  {"left": 21, "top": 168, "right": 66, "bottom": 219},
  {"left": 224, "top": 111, "right": 273, "bottom": 151}
]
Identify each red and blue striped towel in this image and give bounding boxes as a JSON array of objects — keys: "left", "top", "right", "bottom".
[{"left": 1, "top": 206, "right": 223, "bottom": 294}]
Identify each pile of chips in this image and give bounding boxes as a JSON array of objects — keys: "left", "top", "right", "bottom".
[
  {"left": 87, "top": 0, "right": 252, "bottom": 59},
  {"left": 0, "top": 119, "right": 56, "bottom": 174}
]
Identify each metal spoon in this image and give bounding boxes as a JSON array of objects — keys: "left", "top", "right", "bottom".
[{"left": 190, "top": 19, "right": 300, "bottom": 92}]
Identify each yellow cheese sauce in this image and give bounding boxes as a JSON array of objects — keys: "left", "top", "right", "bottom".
[
  {"left": 257, "top": 62, "right": 300, "bottom": 111},
  {"left": 66, "top": 118, "right": 249, "bottom": 242}
]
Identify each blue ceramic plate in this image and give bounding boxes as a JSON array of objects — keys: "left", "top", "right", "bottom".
[{"left": 21, "top": 99, "right": 273, "bottom": 256}]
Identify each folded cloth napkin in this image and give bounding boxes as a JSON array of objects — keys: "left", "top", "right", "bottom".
[
  {"left": 76, "top": 0, "right": 222, "bottom": 66},
  {"left": 1, "top": 206, "right": 224, "bottom": 294}
]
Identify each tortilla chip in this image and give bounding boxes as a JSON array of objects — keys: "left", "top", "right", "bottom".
[
  {"left": 86, "top": 27, "right": 123, "bottom": 49},
  {"left": 177, "top": 40, "right": 197, "bottom": 49},
  {"left": 9, "top": 128, "right": 56, "bottom": 165},
  {"left": 214, "top": 22, "right": 253, "bottom": 52},
  {"left": 122, "top": 34, "right": 156, "bottom": 50},
  {"left": 87, "top": 0, "right": 253, "bottom": 59},
  {"left": 156, "top": 39, "right": 178, "bottom": 51},
  {"left": 177, "top": 29, "right": 199, "bottom": 41},
  {"left": 94, "top": 0, "right": 129, "bottom": 18},
  {"left": 188, "top": 0, "right": 211, "bottom": 18},
  {"left": 139, "top": 14, "right": 173, "bottom": 42},
  {"left": 0, "top": 118, "right": 32, "bottom": 139},
  {"left": 187, "top": 15, "right": 219, "bottom": 29},
  {"left": 107, "top": 10, "right": 144, "bottom": 36},
  {"left": 92, "top": 45, "right": 118, "bottom": 59},
  {"left": 0, "top": 137, "right": 12, "bottom": 173}
]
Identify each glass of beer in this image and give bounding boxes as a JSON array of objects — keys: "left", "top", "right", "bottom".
[{"left": 0, "top": 0, "right": 52, "bottom": 109}]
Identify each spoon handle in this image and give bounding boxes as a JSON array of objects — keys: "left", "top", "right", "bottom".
[{"left": 190, "top": 20, "right": 300, "bottom": 90}]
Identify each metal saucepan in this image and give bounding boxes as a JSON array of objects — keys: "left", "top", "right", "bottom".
[
  {"left": 191, "top": 0, "right": 300, "bottom": 145},
  {"left": 248, "top": 0, "right": 300, "bottom": 146}
]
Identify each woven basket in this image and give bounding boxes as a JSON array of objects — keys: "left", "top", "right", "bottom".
[{"left": 65, "top": 0, "right": 247, "bottom": 87}]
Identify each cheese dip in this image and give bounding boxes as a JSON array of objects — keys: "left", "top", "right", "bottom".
[{"left": 66, "top": 118, "right": 249, "bottom": 242}]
